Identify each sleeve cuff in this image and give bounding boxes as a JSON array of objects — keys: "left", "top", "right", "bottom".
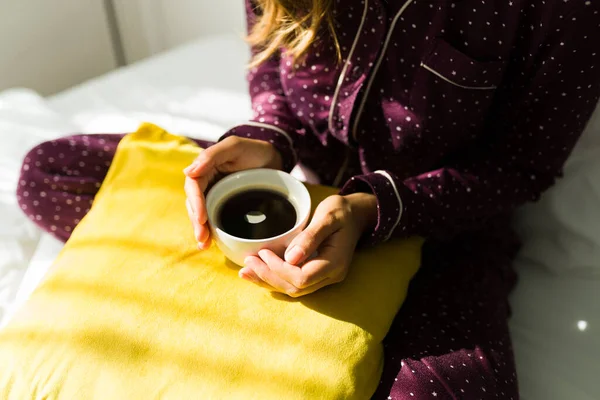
[
  {"left": 340, "top": 170, "right": 404, "bottom": 246},
  {"left": 220, "top": 122, "right": 298, "bottom": 172}
]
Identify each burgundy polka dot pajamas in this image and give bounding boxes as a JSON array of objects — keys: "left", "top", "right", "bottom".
[
  {"left": 16, "top": 134, "right": 212, "bottom": 242},
  {"left": 16, "top": 0, "right": 600, "bottom": 398}
]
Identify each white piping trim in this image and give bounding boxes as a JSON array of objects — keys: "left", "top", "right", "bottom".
[
  {"left": 244, "top": 121, "right": 297, "bottom": 163},
  {"left": 351, "top": 0, "right": 415, "bottom": 141},
  {"left": 374, "top": 170, "right": 403, "bottom": 242},
  {"left": 328, "top": 0, "right": 370, "bottom": 134},
  {"left": 420, "top": 63, "right": 497, "bottom": 90},
  {"left": 244, "top": 121, "right": 293, "bottom": 144}
]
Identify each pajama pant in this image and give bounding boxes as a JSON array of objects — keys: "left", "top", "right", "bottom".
[{"left": 17, "top": 134, "right": 520, "bottom": 399}]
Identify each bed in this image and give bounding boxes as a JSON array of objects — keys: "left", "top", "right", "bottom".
[{"left": 0, "top": 34, "right": 598, "bottom": 400}]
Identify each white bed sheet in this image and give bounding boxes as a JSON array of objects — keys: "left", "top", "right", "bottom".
[
  {"left": 0, "top": 89, "right": 78, "bottom": 324},
  {"left": 0, "top": 34, "right": 598, "bottom": 399}
]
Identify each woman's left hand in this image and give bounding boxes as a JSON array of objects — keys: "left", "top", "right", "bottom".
[{"left": 240, "top": 193, "right": 378, "bottom": 297}]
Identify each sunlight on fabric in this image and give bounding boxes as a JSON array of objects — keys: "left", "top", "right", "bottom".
[
  {"left": 165, "top": 88, "right": 251, "bottom": 124},
  {"left": 577, "top": 320, "right": 588, "bottom": 332},
  {"left": 68, "top": 112, "right": 226, "bottom": 142}
]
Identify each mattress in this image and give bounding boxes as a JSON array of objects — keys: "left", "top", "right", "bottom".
[{"left": 0, "top": 34, "right": 598, "bottom": 400}]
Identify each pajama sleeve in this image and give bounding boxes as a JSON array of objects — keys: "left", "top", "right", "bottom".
[
  {"left": 219, "top": 0, "right": 302, "bottom": 172},
  {"left": 341, "top": 1, "right": 600, "bottom": 246}
]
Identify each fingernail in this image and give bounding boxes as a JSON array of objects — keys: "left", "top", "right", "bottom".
[
  {"left": 257, "top": 249, "right": 268, "bottom": 259},
  {"left": 244, "top": 257, "right": 253, "bottom": 266},
  {"left": 183, "top": 162, "right": 199, "bottom": 174},
  {"left": 239, "top": 270, "right": 255, "bottom": 283},
  {"left": 285, "top": 246, "right": 304, "bottom": 265},
  {"left": 187, "top": 200, "right": 196, "bottom": 217}
]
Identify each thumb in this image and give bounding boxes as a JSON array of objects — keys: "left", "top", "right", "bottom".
[
  {"left": 184, "top": 137, "right": 244, "bottom": 178},
  {"left": 284, "top": 212, "right": 341, "bottom": 265}
]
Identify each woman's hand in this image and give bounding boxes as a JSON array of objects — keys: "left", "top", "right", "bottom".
[
  {"left": 241, "top": 193, "right": 378, "bottom": 297},
  {"left": 184, "top": 136, "right": 282, "bottom": 249}
]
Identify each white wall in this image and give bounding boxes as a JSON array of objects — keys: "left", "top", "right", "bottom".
[
  {"left": 0, "top": 0, "right": 117, "bottom": 96},
  {"left": 114, "top": 0, "right": 246, "bottom": 63},
  {"left": 0, "top": 0, "right": 247, "bottom": 95}
]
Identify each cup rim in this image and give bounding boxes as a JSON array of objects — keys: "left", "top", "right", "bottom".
[{"left": 205, "top": 169, "right": 311, "bottom": 244}]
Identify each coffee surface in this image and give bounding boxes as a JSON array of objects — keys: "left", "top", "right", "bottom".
[{"left": 217, "top": 189, "right": 297, "bottom": 240}]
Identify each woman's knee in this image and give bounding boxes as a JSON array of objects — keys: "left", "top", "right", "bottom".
[
  {"left": 16, "top": 140, "right": 59, "bottom": 215},
  {"left": 16, "top": 137, "right": 80, "bottom": 225},
  {"left": 16, "top": 135, "right": 117, "bottom": 241}
]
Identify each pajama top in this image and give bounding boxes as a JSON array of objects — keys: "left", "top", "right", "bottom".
[{"left": 222, "top": 0, "right": 600, "bottom": 245}]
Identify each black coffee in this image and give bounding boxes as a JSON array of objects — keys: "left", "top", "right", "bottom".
[{"left": 217, "top": 189, "right": 297, "bottom": 240}]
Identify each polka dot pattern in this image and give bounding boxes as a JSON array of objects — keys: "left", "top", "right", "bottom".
[
  {"left": 17, "top": 134, "right": 213, "bottom": 242},
  {"left": 340, "top": 172, "right": 403, "bottom": 246},
  {"left": 15, "top": 0, "right": 600, "bottom": 398},
  {"left": 373, "top": 231, "right": 520, "bottom": 400},
  {"left": 226, "top": 0, "right": 600, "bottom": 246},
  {"left": 215, "top": 0, "right": 600, "bottom": 398},
  {"left": 17, "top": 134, "right": 124, "bottom": 242}
]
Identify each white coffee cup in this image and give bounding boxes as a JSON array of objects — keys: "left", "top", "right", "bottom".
[{"left": 205, "top": 169, "right": 312, "bottom": 266}]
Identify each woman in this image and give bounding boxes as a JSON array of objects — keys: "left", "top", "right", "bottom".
[{"left": 17, "top": 0, "right": 599, "bottom": 398}]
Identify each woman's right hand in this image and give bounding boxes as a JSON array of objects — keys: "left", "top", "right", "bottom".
[{"left": 183, "top": 136, "right": 283, "bottom": 249}]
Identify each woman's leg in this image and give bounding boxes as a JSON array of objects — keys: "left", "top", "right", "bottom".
[
  {"left": 374, "top": 231, "right": 520, "bottom": 400},
  {"left": 17, "top": 134, "right": 213, "bottom": 242},
  {"left": 17, "top": 134, "right": 124, "bottom": 241}
]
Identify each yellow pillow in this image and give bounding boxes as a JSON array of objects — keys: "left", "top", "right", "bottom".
[{"left": 0, "top": 124, "right": 423, "bottom": 399}]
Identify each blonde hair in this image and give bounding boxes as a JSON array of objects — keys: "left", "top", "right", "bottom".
[{"left": 247, "top": 0, "right": 340, "bottom": 67}]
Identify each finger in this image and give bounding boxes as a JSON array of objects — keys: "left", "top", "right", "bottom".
[
  {"left": 258, "top": 249, "right": 328, "bottom": 289},
  {"left": 239, "top": 266, "right": 260, "bottom": 283},
  {"left": 183, "top": 153, "right": 209, "bottom": 177},
  {"left": 284, "top": 212, "right": 341, "bottom": 265},
  {"left": 240, "top": 267, "right": 277, "bottom": 291},
  {"left": 186, "top": 199, "right": 209, "bottom": 243},
  {"left": 243, "top": 255, "right": 301, "bottom": 297},
  {"left": 196, "top": 225, "right": 211, "bottom": 247},
  {"left": 299, "top": 235, "right": 351, "bottom": 284},
  {"left": 197, "top": 240, "right": 211, "bottom": 251},
  {"left": 186, "top": 198, "right": 202, "bottom": 239},
  {"left": 184, "top": 137, "right": 244, "bottom": 178},
  {"left": 288, "top": 276, "right": 335, "bottom": 297},
  {"left": 254, "top": 252, "right": 338, "bottom": 296},
  {"left": 184, "top": 176, "right": 208, "bottom": 225}
]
